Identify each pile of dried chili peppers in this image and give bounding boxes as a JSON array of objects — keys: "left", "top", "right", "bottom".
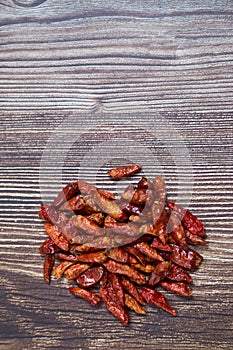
[{"left": 39, "top": 164, "right": 206, "bottom": 324}]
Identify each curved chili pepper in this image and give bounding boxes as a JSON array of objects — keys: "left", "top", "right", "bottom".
[{"left": 185, "top": 230, "right": 207, "bottom": 245}]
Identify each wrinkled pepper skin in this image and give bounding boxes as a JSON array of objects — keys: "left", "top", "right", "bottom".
[
  {"left": 141, "top": 287, "right": 177, "bottom": 316},
  {"left": 167, "top": 201, "right": 205, "bottom": 237}
]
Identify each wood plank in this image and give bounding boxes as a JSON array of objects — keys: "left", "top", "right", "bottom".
[{"left": 0, "top": 1, "right": 233, "bottom": 112}]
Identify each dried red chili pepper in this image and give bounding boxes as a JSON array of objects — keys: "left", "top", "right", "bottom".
[
  {"left": 52, "top": 182, "right": 80, "bottom": 208},
  {"left": 104, "top": 259, "right": 146, "bottom": 285},
  {"left": 108, "top": 164, "right": 142, "bottom": 179},
  {"left": 141, "top": 287, "right": 176, "bottom": 316},
  {"left": 53, "top": 180, "right": 115, "bottom": 209},
  {"left": 65, "top": 263, "right": 91, "bottom": 280},
  {"left": 90, "top": 189, "right": 128, "bottom": 222},
  {"left": 53, "top": 261, "right": 74, "bottom": 279},
  {"left": 125, "top": 294, "right": 146, "bottom": 315},
  {"left": 43, "top": 254, "right": 55, "bottom": 284},
  {"left": 121, "top": 277, "right": 145, "bottom": 305},
  {"left": 134, "top": 242, "right": 164, "bottom": 262},
  {"left": 104, "top": 216, "right": 140, "bottom": 238},
  {"left": 166, "top": 264, "right": 193, "bottom": 283},
  {"left": 170, "top": 245, "right": 203, "bottom": 271},
  {"left": 137, "top": 176, "right": 150, "bottom": 190},
  {"left": 185, "top": 230, "right": 207, "bottom": 245},
  {"left": 148, "top": 261, "right": 170, "bottom": 286},
  {"left": 132, "top": 263, "right": 155, "bottom": 273},
  {"left": 153, "top": 176, "right": 166, "bottom": 204},
  {"left": 167, "top": 201, "right": 205, "bottom": 237},
  {"left": 124, "top": 245, "right": 147, "bottom": 266},
  {"left": 60, "top": 195, "right": 89, "bottom": 214},
  {"left": 72, "top": 215, "right": 103, "bottom": 237},
  {"left": 151, "top": 203, "right": 169, "bottom": 244},
  {"left": 108, "top": 272, "right": 125, "bottom": 305},
  {"left": 39, "top": 203, "right": 68, "bottom": 227},
  {"left": 107, "top": 247, "right": 136, "bottom": 264},
  {"left": 56, "top": 252, "right": 78, "bottom": 262},
  {"left": 169, "top": 212, "right": 186, "bottom": 245},
  {"left": 44, "top": 222, "right": 69, "bottom": 251},
  {"left": 150, "top": 238, "right": 172, "bottom": 252},
  {"left": 69, "top": 287, "right": 101, "bottom": 307},
  {"left": 160, "top": 281, "right": 192, "bottom": 296},
  {"left": 39, "top": 238, "right": 60, "bottom": 255},
  {"left": 100, "top": 284, "right": 129, "bottom": 324},
  {"left": 76, "top": 251, "right": 107, "bottom": 264},
  {"left": 76, "top": 266, "right": 104, "bottom": 288}
]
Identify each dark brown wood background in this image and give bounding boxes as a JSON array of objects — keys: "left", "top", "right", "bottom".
[{"left": 1, "top": 1, "right": 233, "bottom": 349}]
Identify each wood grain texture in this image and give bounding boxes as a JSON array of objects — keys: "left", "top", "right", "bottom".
[{"left": 0, "top": 1, "right": 233, "bottom": 349}]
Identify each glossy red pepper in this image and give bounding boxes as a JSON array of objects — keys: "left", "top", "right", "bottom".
[
  {"left": 167, "top": 201, "right": 205, "bottom": 237},
  {"left": 141, "top": 287, "right": 176, "bottom": 316}
]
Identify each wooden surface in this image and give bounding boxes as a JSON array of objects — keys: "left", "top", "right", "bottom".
[{"left": 1, "top": 1, "right": 233, "bottom": 349}]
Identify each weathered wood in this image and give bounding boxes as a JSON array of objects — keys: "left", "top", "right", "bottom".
[{"left": 0, "top": 1, "right": 233, "bottom": 349}]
